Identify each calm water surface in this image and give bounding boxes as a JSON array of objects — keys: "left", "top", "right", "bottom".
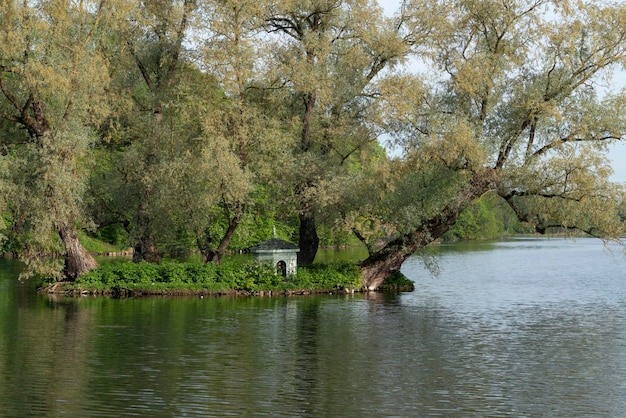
[{"left": 1, "top": 238, "right": 625, "bottom": 417}]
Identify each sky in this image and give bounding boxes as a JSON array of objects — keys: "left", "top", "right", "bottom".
[{"left": 376, "top": 0, "right": 626, "bottom": 183}]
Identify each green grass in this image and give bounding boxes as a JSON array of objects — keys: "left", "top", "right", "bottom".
[
  {"left": 57, "top": 260, "right": 364, "bottom": 295},
  {"left": 78, "top": 232, "right": 121, "bottom": 254}
]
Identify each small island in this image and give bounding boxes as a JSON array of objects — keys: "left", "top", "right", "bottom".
[
  {"left": 1, "top": 0, "right": 624, "bottom": 297},
  {"left": 38, "top": 259, "right": 415, "bottom": 297}
]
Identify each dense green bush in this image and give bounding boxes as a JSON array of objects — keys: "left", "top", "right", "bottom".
[
  {"left": 444, "top": 192, "right": 533, "bottom": 242},
  {"left": 93, "top": 224, "right": 128, "bottom": 248},
  {"left": 296, "top": 262, "right": 362, "bottom": 290},
  {"left": 69, "top": 260, "right": 363, "bottom": 294},
  {"left": 378, "top": 272, "right": 415, "bottom": 292}
]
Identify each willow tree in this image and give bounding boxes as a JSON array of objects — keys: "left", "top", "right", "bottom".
[
  {"left": 347, "top": 0, "right": 626, "bottom": 289},
  {"left": 0, "top": 0, "right": 123, "bottom": 279},
  {"left": 105, "top": 0, "right": 198, "bottom": 263},
  {"left": 92, "top": 61, "right": 220, "bottom": 260},
  {"left": 262, "top": 0, "right": 409, "bottom": 264},
  {"left": 174, "top": 0, "right": 286, "bottom": 263}
]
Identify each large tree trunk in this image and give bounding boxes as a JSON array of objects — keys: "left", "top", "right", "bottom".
[
  {"left": 132, "top": 214, "right": 160, "bottom": 263},
  {"left": 58, "top": 223, "right": 98, "bottom": 280},
  {"left": 359, "top": 227, "right": 448, "bottom": 290},
  {"left": 360, "top": 169, "right": 497, "bottom": 290},
  {"left": 132, "top": 201, "right": 161, "bottom": 263},
  {"left": 201, "top": 214, "right": 241, "bottom": 265},
  {"left": 296, "top": 86, "right": 319, "bottom": 266},
  {"left": 298, "top": 212, "right": 319, "bottom": 265},
  {"left": 133, "top": 234, "right": 161, "bottom": 263}
]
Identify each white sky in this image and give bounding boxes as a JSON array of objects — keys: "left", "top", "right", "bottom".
[{"left": 377, "top": 0, "right": 626, "bottom": 183}]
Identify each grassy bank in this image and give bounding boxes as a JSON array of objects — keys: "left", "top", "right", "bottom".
[
  {"left": 40, "top": 260, "right": 362, "bottom": 296},
  {"left": 39, "top": 259, "right": 415, "bottom": 297}
]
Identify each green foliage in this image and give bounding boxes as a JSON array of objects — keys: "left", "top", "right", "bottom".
[
  {"left": 0, "top": 212, "right": 16, "bottom": 255},
  {"left": 444, "top": 193, "right": 538, "bottom": 242},
  {"left": 78, "top": 232, "right": 119, "bottom": 254},
  {"left": 228, "top": 214, "right": 297, "bottom": 252},
  {"left": 378, "top": 272, "right": 415, "bottom": 293},
  {"left": 69, "top": 260, "right": 362, "bottom": 294},
  {"left": 316, "top": 223, "right": 361, "bottom": 249},
  {"left": 446, "top": 194, "right": 503, "bottom": 241},
  {"left": 75, "top": 261, "right": 219, "bottom": 291},
  {"left": 295, "top": 262, "right": 363, "bottom": 290},
  {"left": 94, "top": 224, "right": 129, "bottom": 248},
  {"left": 619, "top": 199, "right": 626, "bottom": 224},
  {"left": 216, "top": 262, "right": 284, "bottom": 292}
]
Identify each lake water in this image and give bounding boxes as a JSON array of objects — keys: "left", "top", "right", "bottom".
[{"left": 0, "top": 238, "right": 625, "bottom": 417}]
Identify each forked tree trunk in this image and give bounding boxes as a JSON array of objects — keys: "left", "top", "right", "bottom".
[
  {"left": 202, "top": 215, "right": 241, "bottom": 264},
  {"left": 58, "top": 223, "right": 98, "bottom": 280},
  {"left": 360, "top": 169, "right": 497, "bottom": 290}
]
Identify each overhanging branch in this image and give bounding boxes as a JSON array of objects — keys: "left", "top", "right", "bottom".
[
  {"left": 504, "top": 189, "right": 583, "bottom": 202},
  {"left": 533, "top": 134, "right": 622, "bottom": 158},
  {"left": 503, "top": 191, "right": 608, "bottom": 238}
]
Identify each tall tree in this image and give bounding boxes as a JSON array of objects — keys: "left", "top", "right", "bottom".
[
  {"left": 186, "top": 0, "right": 283, "bottom": 263},
  {"left": 0, "top": 0, "right": 123, "bottom": 279},
  {"left": 113, "top": 0, "right": 198, "bottom": 263},
  {"left": 263, "top": 0, "right": 408, "bottom": 264},
  {"left": 352, "top": 0, "right": 626, "bottom": 288}
]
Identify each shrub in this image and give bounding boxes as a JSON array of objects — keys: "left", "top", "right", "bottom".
[
  {"left": 377, "top": 272, "right": 415, "bottom": 292},
  {"left": 295, "top": 262, "right": 362, "bottom": 290}
]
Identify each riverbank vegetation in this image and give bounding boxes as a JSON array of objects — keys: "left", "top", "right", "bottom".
[
  {"left": 2, "top": 0, "right": 626, "bottom": 290},
  {"left": 39, "top": 260, "right": 381, "bottom": 296}
]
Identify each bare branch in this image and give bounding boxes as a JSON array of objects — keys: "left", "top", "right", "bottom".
[
  {"left": 351, "top": 226, "right": 374, "bottom": 255},
  {"left": 265, "top": 17, "right": 303, "bottom": 39},
  {"left": 0, "top": 110, "right": 21, "bottom": 124},
  {"left": 127, "top": 38, "right": 154, "bottom": 92}
]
